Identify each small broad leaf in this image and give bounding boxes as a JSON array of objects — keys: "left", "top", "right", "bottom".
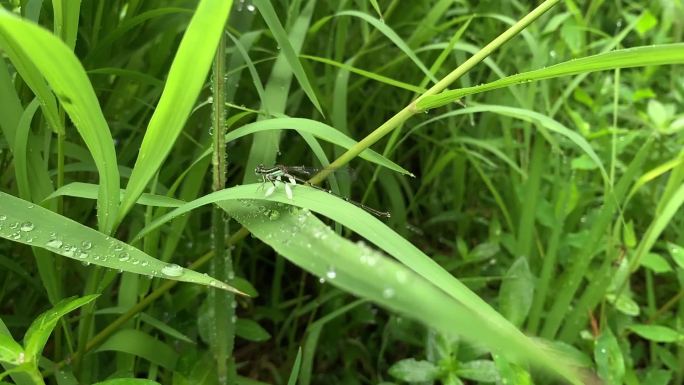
[
  {"left": 666, "top": 242, "right": 684, "bottom": 269},
  {"left": 235, "top": 319, "right": 271, "bottom": 342},
  {"left": 647, "top": 100, "right": 668, "bottom": 128},
  {"left": 640, "top": 253, "right": 672, "bottom": 273},
  {"left": 23, "top": 295, "right": 98, "bottom": 360},
  {"left": 636, "top": 10, "right": 658, "bottom": 36},
  {"left": 594, "top": 328, "right": 625, "bottom": 385},
  {"left": 606, "top": 293, "right": 640, "bottom": 316},
  {"left": 456, "top": 360, "right": 499, "bottom": 382},
  {"left": 0, "top": 333, "right": 24, "bottom": 365},
  {"left": 388, "top": 358, "right": 439, "bottom": 382},
  {"left": 629, "top": 325, "right": 681, "bottom": 343},
  {"left": 498, "top": 257, "right": 534, "bottom": 327}
]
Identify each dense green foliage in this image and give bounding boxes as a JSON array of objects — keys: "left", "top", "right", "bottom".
[{"left": 0, "top": 0, "right": 683, "bottom": 384}]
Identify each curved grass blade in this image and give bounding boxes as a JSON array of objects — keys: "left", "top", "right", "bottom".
[
  {"left": 44, "top": 182, "right": 186, "bottom": 208},
  {"left": 408, "top": 104, "right": 608, "bottom": 183},
  {"left": 417, "top": 44, "right": 684, "bottom": 110},
  {"left": 224, "top": 117, "right": 413, "bottom": 176},
  {"left": 131, "top": 184, "right": 582, "bottom": 382},
  {"left": 252, "top": 0, "right": 323, "bottom": 115},
  {"left": 0, "top": 191, "right": 241, "bottom": 294},
  {"left": 94, "top": 329, "right": 177, "bottom": 370},
  {"left": 0, "top": 14, "right": 62, "bottom": 136},
  {"left": 0, "top": 10, "right": 119, "bottom": 233},
  {"left": 24, "top": 295, "right": 99, "bottom": 360},
  {"left": 299, "top": 54, "right": 426, "bottom": 93},
  {"left": 117, "top": 0, "right": 233, "bottom": 226},
  {"left": 336, "top": 10, "right": 438, "bottom": 84},
  {"left": 217, "top": 200, "right": 584, "bottom": 384}
]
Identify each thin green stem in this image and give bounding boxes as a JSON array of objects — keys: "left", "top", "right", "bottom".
[{"left": 309, "top": 0, "right": 561, "bottom": 185}]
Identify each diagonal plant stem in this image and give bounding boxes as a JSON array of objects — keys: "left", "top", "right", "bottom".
[
  {"left": 308, "top": 0, "right": 561, "bottom": 184},
  {"left": 45, "top": 1, "right": 562, "bottom": 376}
]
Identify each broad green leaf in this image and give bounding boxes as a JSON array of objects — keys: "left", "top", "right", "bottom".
[
  {"left": 594, "top": 328, "right": 625, "bottom": 385},
  {"left": 0, "top": 9, "right": 119, "bottom": 233},
  {"left": 95, "top": 329, "right": 178, "bottom": 370},
  {"left": 235, "top": 319, "right": 271, "bottom": 342},
  {"left": 606, "top": 293, "right": 640, "bottom": 317},
  {"left": 647, "top": 100, "right": 668, "bottom": 128},
  {"left": 0, "top": 191, "right": 240, "bottom": 294},
  {"left": 667, "top": 242, "right": 684, "bottom": 269},
  {"left": 388, "top": 359, "right": 439, "bottom": 382},
  {"left": 417, "top": 44, "right": 684, "bottom": 110},
  {"left": 456, "top": 360, "right": 499, "bottom": 383},
  {"left": 635, "top": 10, "right": 658, "bottom": 36},
  {"left": 134, "top": 185, "right": 584, "bottom": 383},
  {"left": 118, "top": 0, "right": 233, "bottom": 225},
  {"left": 499, "top": 257, "right": 534, "bottom": 327},
  {"left": 23, "top": 295, "right": 98, "bottom": 360},
  {"left": 629, "top": 325, "right": 681, "bottom": 343},
  {"left": 0, "top": 333, "right": 23, "bottom": 365},
  {"left": 0, "top": 13, "right": 62, "bottom": 136},
  {"left": 640, "top": 252, "right": 672, "bottom": 273}
]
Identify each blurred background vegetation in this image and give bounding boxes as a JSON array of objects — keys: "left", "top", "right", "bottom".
[{"left": 1, "top": 0, "right": 684, "bottom": 384}]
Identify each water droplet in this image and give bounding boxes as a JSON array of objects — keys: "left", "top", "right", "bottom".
[
  {"left": 77, "top": 252, "right": 88, "bottom": 259},
  {"left": 161, "top": 263, "right": 183, "bottom": 277},
  {"left": 47, "top": 238, "right": 63, "bottom": 248},
  {"left": 382, "top": 287, "right": 395, "bottom": 298},
  {"left": 81, "top": 241, "right": 92, "bottom": 250},
  {"left": 114, "top": 244, "right": 124, "bottom": 252},
  {"left": 141, "top": 261, "right": 149, "bottom": 267},
  {"left": 228, "top": 271, "right": 235, "bottom": 280},
  {"left": 0, "top": 214, "right": 6, "bottom": 220},
  {"left": 231, "top": 300, "right": 238, "bottom": 309},
  {"left": 9, "top": 222, "right": 19, "bottom": 229},
  {"left": 319, "top": 277, "right": 326, "bottom": 284},
  {"left": 231, "top": 315, "right": 237, "bottom": 323},
  {"left": 246, "top": 4, "right": 255, "bottom": 12},
  {"left": 326, "top": 268, "right": 337, "bottom": 280},
  {"left": 11, "top": 232, "right": 20, "bottom": 240},
  {"left": 395, "top": 271, "right": 408, "bottom": 283},
  {"left": 118, "top": 252, "right": 130, "bottom": 262}
]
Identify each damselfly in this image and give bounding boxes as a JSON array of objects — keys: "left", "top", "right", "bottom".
[{"left": 254, "top": 164, "right": 391, "bottom": 218}]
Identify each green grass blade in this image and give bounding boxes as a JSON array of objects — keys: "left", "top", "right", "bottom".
[
  {"left": 225, "top": 117, "right": 413, "bottom": 175},
  {"left": 117, "top": 0, "right": 233, "bottom": 226},
  {"left": 417, "top": 44, "right": 684, "bottom": 110},
  {"left": 0, "top": 13, "right": 63, "bottom": 136},
  {"left": 94, "top": 329, "right": 177, "bottom": 370},
  {"left": 217, "top": 199, "right": 584, "bottom": 384},
  {"left": 0, "top": 191, "right": 240, "bottom": 294},
  {"left": 252, "top": 0, "right": 323, "bottom": 115},
  {"left": 0, "top": 10, "right": 119, "bottom": 233},
  {"left": 23, "top": 295, "right": 98, "bottom": 360},
  {"left": 44, "top": 182, "right": 186, "bottom": 208},
  {"left": 336, "top": 10, "right": 438, "bottom": 84},
  {"left": 409, "top": 105, "right": 608, "bottom": 182},
  {"left": 299, "top": 54, "right": 426, "bottom": 93}
]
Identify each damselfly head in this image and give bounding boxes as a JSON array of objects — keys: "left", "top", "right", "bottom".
[{"left": 254, "top": 164, "right": 266, "bottom": 175}]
